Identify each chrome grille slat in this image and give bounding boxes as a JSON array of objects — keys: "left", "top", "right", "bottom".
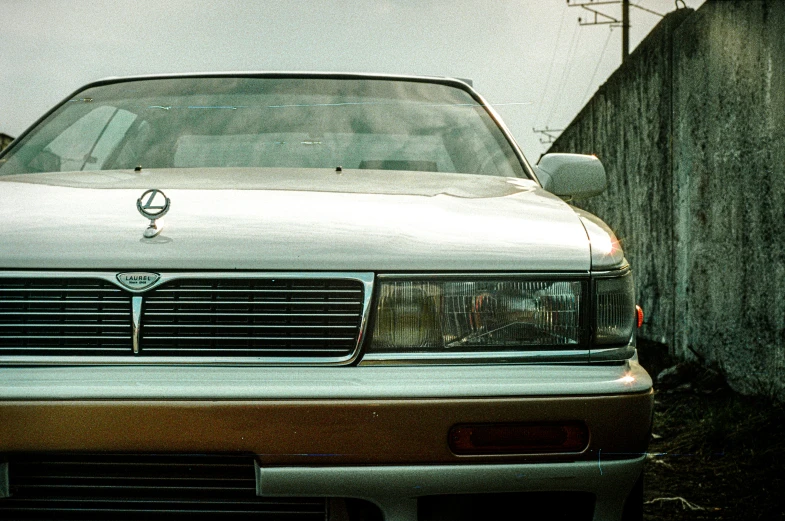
[
  {"left": 0, "top": 308, "right": 126, "bottom": 318},
  {"left": 0, "top": 347, "right": 130, "bottom": 351},
  {"left": 148, "top": 349, "right": 350, "bottom": 354},
  {"left": 0, "top": 336, "right": 130, "bottom": 339},
  {"left": 153, "top": 288, "right": 362, "bottom": 293},
  {"left": 1, "top": 299, "right": 128, "bottom": 304},
  {"left": 0, "top": 324, "right": 129, "bottom": 328},
  {"left": 144, "top": 300, "right": 361, "bottom": 305},
  {"left": 145, "top": 312, "right": 362, "bottom": 317},
  {"left": 0, "top": 288, "right": 127, "bottom": 292},
  {"left": 143, "top": 324, "right": 356, "bottom": 329},
  {"left": 143, "top": 336, "right": 355, "bottom": 341}
]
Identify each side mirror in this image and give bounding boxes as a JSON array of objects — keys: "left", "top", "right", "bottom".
[{"left": 535, "top": 153, "right": 606, "bottom": 200}]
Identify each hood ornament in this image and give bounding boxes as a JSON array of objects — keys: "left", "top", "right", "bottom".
[{"left": 136, "top": 189, "right": 170, "bottom": 238}]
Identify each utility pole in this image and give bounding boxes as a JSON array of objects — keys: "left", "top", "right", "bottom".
[
  {"left": 622, "top": 0, "right": 629, "bottom": 61},
  {"left": 532, "top": 127, "right": 565, "bottom": 145},
  {"left": 567, "top": 0, "right": 662, "bottom": 62}
]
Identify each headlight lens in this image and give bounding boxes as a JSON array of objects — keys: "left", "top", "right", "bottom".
[
  {"left": 594, "top": 271, "right": 635, "bottom": 345},
  {"left": 369, "top": 279, "right": 583, "bottom": 352}
]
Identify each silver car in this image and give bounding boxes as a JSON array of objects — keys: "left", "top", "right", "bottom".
[{"left": 0, "top": 73, "right": 652, "bottom": 521}]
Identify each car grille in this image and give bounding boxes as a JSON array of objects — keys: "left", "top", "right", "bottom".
[
  {"left": 141, "top": 278, "right": 364, "bottom": 357},
  {"left": 0, "top": 453, "right": 326, "bottom": 520},
  {"left": 0, "top": 275, "right": 367, "bottom": 361},
  {"left": 0, "top": 278, "right": 133, "bottom": 356}
]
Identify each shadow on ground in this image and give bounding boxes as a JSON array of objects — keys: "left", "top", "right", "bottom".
[{"left": 637, "top": 339, "right": 785, "bottom": 521}]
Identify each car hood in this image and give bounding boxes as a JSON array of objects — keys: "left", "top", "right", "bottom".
[{"left": 0, "top": 168, "right": 601, "bottom": 271}]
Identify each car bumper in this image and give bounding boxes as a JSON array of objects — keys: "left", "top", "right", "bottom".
[
  {"left": 256, "top": 458, "right": 646, "bottom": 521},
  {"left": 0, "top": 360, "right": 652, "bottom": 520}
]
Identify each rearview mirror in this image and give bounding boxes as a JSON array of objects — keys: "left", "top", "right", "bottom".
[{"left": 535, "top": 153, "right": 606, "bottom": 200}]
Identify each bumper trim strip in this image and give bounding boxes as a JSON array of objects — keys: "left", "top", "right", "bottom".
[{"left": 256, "top": 457, "right": 646, "bottom": 521}]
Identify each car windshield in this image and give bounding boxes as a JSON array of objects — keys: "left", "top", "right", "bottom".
[{"left": 0, "top": 76, "right": 526, "bottom": 178}]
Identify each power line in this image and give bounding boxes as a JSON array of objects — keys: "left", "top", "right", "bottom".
[
  {"left": 534, "top": 2, "right": 568, "bottom": 126},
  {"left": 581, "top": 26, "right": 614, "bottom": 105},
  {"left": 544, "top": 12, "right": 579, "bottom": 126},
  {"left": 546, "top": 19, "right": 582, "bottom": 125},
  {"left": 567, "top": 0, "right": 665, "bottom": 62}
]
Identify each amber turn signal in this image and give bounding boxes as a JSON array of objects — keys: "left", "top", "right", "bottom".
[
  {"left": 449, "top": 422, "right": 589, "bottom": 455},
  {"left": 635, "top": 305, "right": 644, "bottom": 328}
]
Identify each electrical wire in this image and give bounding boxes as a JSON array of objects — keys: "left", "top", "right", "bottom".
[
  {"left": 546, "top": 19, "right": 583, "bottom": 125},
  {"left": 534, "top": 2, "right": 568, "bottom": 126},
  {"left": 581, "top": 27, "right": 614, "bottom": 106}
]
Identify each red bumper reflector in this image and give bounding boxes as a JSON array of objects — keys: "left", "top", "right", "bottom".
[
  {"left": 449, "top": 422, "right": 589, "bottom": 455},
  {"left": 636, "top": 305, "right": 644, "bottom": 328}
]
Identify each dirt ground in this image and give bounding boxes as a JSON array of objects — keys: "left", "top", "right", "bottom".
[{"left": 637, "top": 341, "right": 785, "bottom": 521}]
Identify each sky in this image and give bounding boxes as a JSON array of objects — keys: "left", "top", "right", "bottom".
[{"left": 0, "top": 0, "right": 705, "bottom": 161}]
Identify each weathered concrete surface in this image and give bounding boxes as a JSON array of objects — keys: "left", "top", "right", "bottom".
[
  {"left": 550, "top": 0, "right": 785, "bottom": 400},
  {"left": 672, "top": 0, "right": 785, "bottom": 398},
  {"left": 0, "top": 133, "right": 13, "bottom": 151}
]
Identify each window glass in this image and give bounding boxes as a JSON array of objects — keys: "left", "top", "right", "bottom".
[
  {"left": 0, "top": 78, "right": 526, "bottom": 178},
  {"left": 44, "top": 106, "right": 114, "bottom": 171},
  {"left": 83, "top": 109, "right": 137, "bottom": 170},
  {"left": 20, "top": 106, "right": 137, "bottom": 172}
]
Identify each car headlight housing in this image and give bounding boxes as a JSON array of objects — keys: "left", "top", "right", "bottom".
[
  {"left": 594, "top": 271, "right": 636, "bottom": 346},
  {"left": 369, "top": 278, "right": 585, "bottom": 352},
  {"left": 367, "top": 271, "right": 635, "bottom": 355}
]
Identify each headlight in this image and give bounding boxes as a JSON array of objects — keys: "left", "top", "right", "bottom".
[
  {"left": 594, "top": 271, "right": 635, "bottom": 345},
  {"left": 368, "top": 279, "right": 584, "bottom": 353}
]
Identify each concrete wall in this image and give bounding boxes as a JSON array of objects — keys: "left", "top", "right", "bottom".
[
  {"left": 0, "top": 134, "right": 13, "bottom": 151},
  {"left": 549, "top": 0, "right": 785, "bottom": 400}
]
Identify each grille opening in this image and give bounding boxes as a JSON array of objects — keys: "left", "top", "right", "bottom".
[
  {"left": 0, "top": 453, "right": 326, "bottom": 520},
  {"left": 418, "top": 492, "right": 596, "bottom": 521}
]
